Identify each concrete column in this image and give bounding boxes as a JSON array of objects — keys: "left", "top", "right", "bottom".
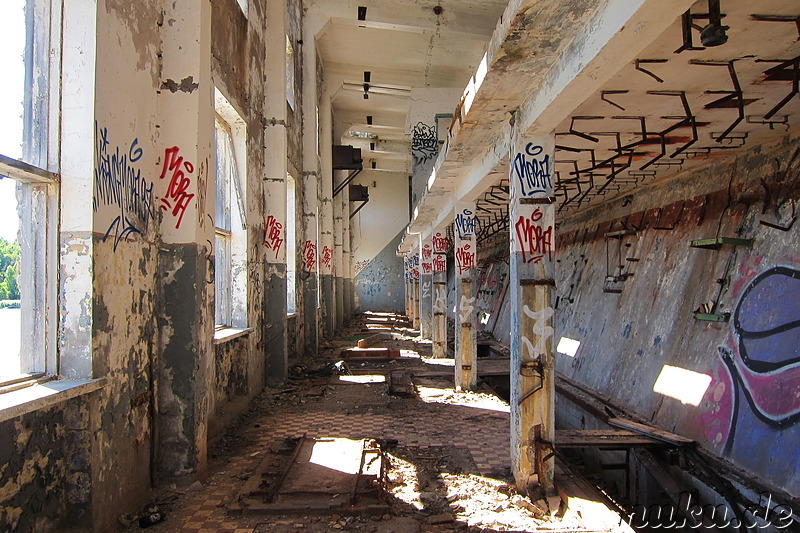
[
  {"left": 263, "top": 0, "right": 288, "bottom": 384},
  {"left": 419, "top": 237, "right": 433, "bottom": 339},
  {"left": 319, "top": 90, "right": 335, "bottom": 338},
  {"left": 155, "top": 0, "right": 214, "bottom": 477},
  {"left": 410, "top": 250, "right": 420, "bottom": 328},
  {"left": 431, "top": 231, "right": 447, "bottom": 358},
  {"left": 333, "top": 172, "right": 344, "bottom": 331},
  {"left": 509, "top": 133, "right": 556, "bottom": 494},
  {"left": 342, "top": 184, "right": 352, "bottom": 323},
  {"left": 454, "top": 203, "right": 478, "bottom": 390},
  {"left": 301, "top": 20, "right": 321, "bottom": 356},
  {"left": 404, "top": 254, "right": 411, "bottom": 318}
]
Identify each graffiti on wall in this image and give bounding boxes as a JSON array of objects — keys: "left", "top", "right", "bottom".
[
  {"left": 411, "top": 122, "right": 438, "bottom": 166},
  {"left": 455, "top": 207, "right": 476, "bottom": 239},
  {"left": 511, "top": 142, "right": 551, "bottom": 197},
  {"left": 321, "top": 246, "right": 333, "bottom": 272},
  {"left": 697, "top": 267, "right": 800, "bottom": 475},
  {"left": 303, "top": 240, "right": 317, "bottom": 272},
  {"left": 264, "top": 215, "right": 284, "bottom": 257},
  {"left": 159, "top": 146, "right": 196, "bottom": 229},
  {"left": 521, "top": 304, "right": 554, "bottom": 359},
  {"left": 432, "top": 232, "right": 447, "bottom": 253},
  {"left": 422, "top": 280, "right": 431, "bottom": 299},
  {"left": 94, "top": 124, "right": 155, "bottom": 251},
  {"left": 456, "top": 244, "right": 475, "bottom": 275},
  {"left": 459, "top": 295, "right": 476, "bottom": 323},
  {"left": 433, "top": 254, "right": 446, "bottom": 275},
  {"left": 514, "top": 206, "right": 554, "bottom": 264}
]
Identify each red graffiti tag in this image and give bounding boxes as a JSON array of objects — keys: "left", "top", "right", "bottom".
[
  {"left": 264, "top": 215, "right": 284, "bottom": 255},
  {"left": 456, "top": 244, "right": 475, "bottom": 275},
  {"left": 159, "top": 146, "right": 195, "bottom": 229},
  {"left": 422, "top": 245, "right": 432, "bottom": 261},
  {"left": 433, "top": 254, "right": 446, "bottom": 274},
  {"left": 421, "top": 263, "right": 432, "bottom": 274},
  {"left": 303, "top": 240, "right": 317, "bottom": 271},
  {"left": 432, "top": 232, "right": 447, "bottom": 253},
  {"left": 515, "top": 208, "right": 553, "bottom": 264},
  {"left": 321, "top": 246, "right": 333, "bottom": 270}
]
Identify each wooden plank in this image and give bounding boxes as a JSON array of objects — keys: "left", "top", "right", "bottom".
[
  {"left": 608, "top": 418, "right": 693, "bottom": 446},
  {"left": 555, "top": 429, "right": 663, "bottom": 448}
]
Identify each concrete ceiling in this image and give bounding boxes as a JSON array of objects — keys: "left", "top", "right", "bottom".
[
  {"left": 310, "top": 0, "right": 508, "bottom": 173},
  {"left": 395, "top": 0, "right": 800, "bottom": 252}
]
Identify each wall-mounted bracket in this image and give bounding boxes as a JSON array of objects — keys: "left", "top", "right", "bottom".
[
  {"left": 693, "top": 312, "right": 730, "bottom": 322},
  {"left": 690, "top": 237, "right": 754, "bottom": 249}
]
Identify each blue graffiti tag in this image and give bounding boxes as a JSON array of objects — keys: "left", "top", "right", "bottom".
[
  {"left": 93, "top": 122, "right": 155, "bottom": 251},
  {"left": 511, "top": 143, "right": 551, "bottom": 196},
  {"left": 454, "top": 208, "right": 476, "bottom": 239}
]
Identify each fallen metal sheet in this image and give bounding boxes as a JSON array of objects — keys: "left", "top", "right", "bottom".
[{"left": 230, "top": 437, "right": 387, "bottom": 515}]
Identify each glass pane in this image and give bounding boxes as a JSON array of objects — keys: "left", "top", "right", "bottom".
[
  {"left": 0, "top": 179, "right": 22, "bottom": 380},
  {"left": 0, "top": 0, "right": 26, "bottom": 160},
  {"left": 214, "top": 124, "right": 232, "bottom": 232},
  {"left": 214, "top": 234, "right": 231, "bottom": 326}
]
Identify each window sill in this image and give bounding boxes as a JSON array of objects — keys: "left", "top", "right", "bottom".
[
  {"left": 287, "top": 313, "right": 299, "bottom": 319},
  {"left": 214, "top": 326, "right": 253, "bottom": 345},
  {"left": 0, "top": 378, "right": 106, "bottom": 424}
]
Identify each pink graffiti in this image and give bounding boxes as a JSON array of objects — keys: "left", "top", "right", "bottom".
[
  {"left": 321, "top": 246, "right": 333, "bottom": 270},
  {"left": 303, "top": 240, "right": 317, "bottom": 271},
  {"left": 264, "top": 215, "right": 284, "bottom": 255},
  {"left": 515, "top": 208, "right": 553, "bottom": 264},
  {"left": 432, "top": 232, "right": 447, "bottom": 253},
  {"left": 433, "top": 254, "right": 446, "bottom": 274},
  {"left": 159, "top": 146, "right": 195, "bottom": 229},
  {"left": 456, "top": 244, "right": 475, "bottom": 275},
  {"left": 412, "top": 268, "right": 420, "bottom": 280}
]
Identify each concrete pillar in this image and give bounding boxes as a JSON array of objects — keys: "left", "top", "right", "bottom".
[
  {"left": 319, "top": 91, "right": 335, "bottom": 338},
  {"left": 404, "top": 254, "right": 411, "bottom": 318},
  {"left": 342, "top": 184, "right": 352, "bottom": 324},
  {"left": 454, "top": 203, "right": 478, "bottom": 390},
  {"left": 333, "top": 172, "right": 344, "bottom": 331},
  {"left": 301, "top": 20, "right": 320, "bottom": 356},
  {"left": 263, "top": 0, "right": 288, "bottom": 384},
  {"left": 509, "top": 133, "right": 556, "bottom": 494},
  {"left": 155, "top": 0, "right": 214, "bottom": 477},
  {"left": 431, "top": 231, "right": 447, "bottom": 358},
  {"left": 419, "top": 238, "right": 433, "bottom": 339},
  {"left": 409, "top": 250, "right": 420, "bottom": 328}
]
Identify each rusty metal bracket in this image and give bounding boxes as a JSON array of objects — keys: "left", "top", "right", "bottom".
[
  {"left": 635, "top": 59, "right": 668, "bottom": 83},
  {"left": 601, "top": 90, "right": 628, "bottom": 110}
]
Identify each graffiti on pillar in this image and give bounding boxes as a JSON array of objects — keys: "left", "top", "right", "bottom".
[
  {"left": 459, "top": 295, "right": 476, "bottom": 323},
  {"left": 511, "top": 142, "right": 551, "bottom": 197},
  {"left": 433, "top": 287, "right": 446, "bottom": 314},
  {"left": 697, "top": 267, "right": 800, "bottom": 463},
  {"left": 321, "top": 245, "right": 334, "bottom": 272},
  {"left": 433, "top": 254, "right": 446, "bottom": 275},
  {"left": 521, "top": 305, "right": 554, "bottom": 359},
  {"left": 422, "top": 244, "right": 433, "bottom": 262},
  {"left": 159, "top": 146, "right": 196, "bottom": 229},
  {"left": 422, "top": 281, "right": 431, "bottom": 299},
  {"left": 303, "top": 240, "right": 317, "bottom": 271},
  {"left": 421, "top": 262, "right": 433, "bottom": 275},
  {"left": 432, "top": 232, "right": 448, "bottom": 253},
  {"left": 411, "top": 122, "right": 438, "bottom": 165},
  {"left": 412, "top": 253, "right": 420, "bottom": 280},
  {"left": 93, "top": 123, "right": 155, "bottom": 251},
  {"left": 514, "top": 206, "right": 553, "bottom": 264},
  {"left": 454, "top": 208, "right": 476, "bottom": 239},
  {"left": 264, "top": 215, "right": 284, "bottom": 257},
  {"left": 456, "top": 244, "right": 475, "bottom": 276}
]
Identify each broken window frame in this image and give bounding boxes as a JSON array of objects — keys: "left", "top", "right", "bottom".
[{"left": 0, "top": 0, "right": 60, "bottom": 386}]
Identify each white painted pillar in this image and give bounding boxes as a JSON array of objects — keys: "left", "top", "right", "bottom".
[
  {"left": 263, "top": 0, "right": 288, "bottom": 382},
  {"left": 419, "top": 237, "right": 433, "bottom": 339},
  {"left": 410, "top": 249, "right": 420, "bottom": 328},
  {"left": 319, "top": 89, "right": 335, "bottom": 337},
  {"left": 301, "top": 17, "right": 321, "bottom": 355},
  {"left": 509, "top": 133, "right": 557, "bottom": 493},
  {"left": 431, "top": 231, "right": 448, "bottom": 358},
  {"left": 454, "top": 203, "right": 478, "bottom": 390}
]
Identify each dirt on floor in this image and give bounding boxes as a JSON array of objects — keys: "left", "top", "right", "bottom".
[{"left": 116, "top": 315, "right": 608, "bottom": 533}]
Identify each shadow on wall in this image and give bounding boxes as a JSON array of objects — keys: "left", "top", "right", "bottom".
[{"left": 354, "top": 230, "right": 406, "bottom": 313}]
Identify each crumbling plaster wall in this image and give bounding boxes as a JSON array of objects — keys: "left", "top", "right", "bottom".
[{"left": 554, "top": 133, "right": 800, "bottom": 496}]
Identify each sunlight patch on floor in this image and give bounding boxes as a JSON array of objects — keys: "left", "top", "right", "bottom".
[
  {"left": 338, "top": 374, "right": 386, "bottom": 384},
  {"left": 416, "top": 385, "right": 511, "bottom": 413}
]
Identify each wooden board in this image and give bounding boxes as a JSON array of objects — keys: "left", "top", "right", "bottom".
[
  {"left": 555, "top": 429, "right": 664, "bottom": 448},
  {"left": 607, "top": 418, "right": 693, "bottom": 446}
]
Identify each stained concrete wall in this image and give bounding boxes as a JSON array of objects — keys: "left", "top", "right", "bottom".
[
  {"left": 353, "top": 229, "right": 405, "bottom": 313},
  {"left": 0, "top": 0, "right": 311, "bottom": 530},
  {"left": 553, "top": 133, "right": 800, "bottom": 496}
]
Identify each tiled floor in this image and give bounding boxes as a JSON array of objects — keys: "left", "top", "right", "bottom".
[{"left": 136, "top": 331, "right": 512, "bottom": 532}]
